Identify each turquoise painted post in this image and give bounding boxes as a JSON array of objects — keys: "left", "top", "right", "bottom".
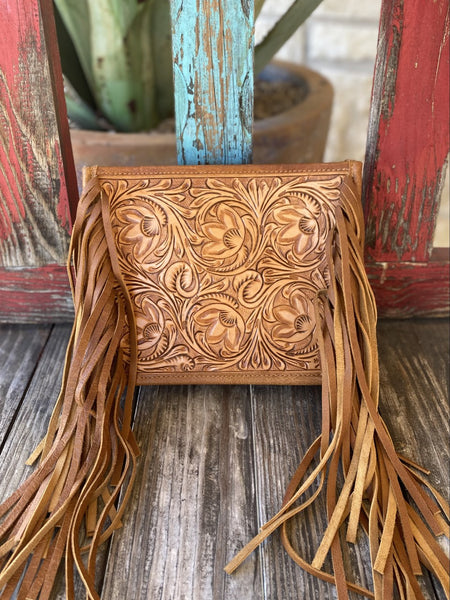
[{"left": 170, "top": 0, "right": 254, "bottom": 165}]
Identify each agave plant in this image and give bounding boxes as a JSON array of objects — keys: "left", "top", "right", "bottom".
[{"left": 55, "top": 0, "right": 323, "bottom": 133}]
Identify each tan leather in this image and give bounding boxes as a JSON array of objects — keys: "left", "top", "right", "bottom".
[
  {"left": 0, "top": 161, "right": 448, "bottom": 600},
  {"left": 84, "top": 162, "right": 363, "bottom": 386}
]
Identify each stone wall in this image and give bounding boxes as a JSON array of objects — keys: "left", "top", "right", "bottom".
[{"left": 256, "top": 0, "right": 449, "bottom": 246}]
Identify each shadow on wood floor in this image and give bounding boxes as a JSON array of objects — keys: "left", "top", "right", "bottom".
[{"left": 0, "top": 319, "right": 448, "bottom": 599}]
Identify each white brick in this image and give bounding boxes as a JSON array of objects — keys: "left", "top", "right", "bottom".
[
  {"left": 257, "top": 0, "right": 294, "bottom": 17},
  {"left": 273, "top": 29, "right": 305, "bottom": 63},
  {"left": 315, "top": 0, "right": 382, "bottom": 21},
  {"left": 318, "top": 69, "right": 375, "bottom": 162},
  {"left": 258, "top": 0, "right": 382, "bottom": 22},
  {"left": 255, "top": 15, "right": 306, "bottom": 63},
  {"left": 255, "top": 14, "right": 273, "bottom": 45},
  {"left": 307, "top": 21, "right": 379, "bottom": 63}
]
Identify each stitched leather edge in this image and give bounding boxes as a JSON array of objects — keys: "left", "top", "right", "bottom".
[{"left": 136, "top": 371, "right": 322, "bottom": 386}]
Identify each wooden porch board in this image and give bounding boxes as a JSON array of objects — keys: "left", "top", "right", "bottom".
[
  {"left": 0, "top": 324, "right": 51, "bottom": 448},
  {"left": 0, "top": 324, "right": 110, "bottom": 599},
  {"left": 103, "top": 384, "right": 260, "bottom": 600},
  {"left": 0, "top": 319, "right": 448, "bottom": 599},
  {"left": 0, "top": 325, "right": 71, "bottom": 598},
  {"left": 250, "top": 384, "right": 373, "bottom": 599}
]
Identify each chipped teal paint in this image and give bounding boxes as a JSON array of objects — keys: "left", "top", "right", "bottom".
[{"left": 170, "top": 0, "right": 253, "bottom": 166}]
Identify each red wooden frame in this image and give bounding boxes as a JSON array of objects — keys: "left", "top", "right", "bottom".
[
  {"left": 0, "top": 0, "right": 76, "bottom": 322},
  {"left": 363, "top": 0, "right": 449, "bottom": 316},
  {"left": 0, "top": 0, "right": 448, "bottom": 321}
]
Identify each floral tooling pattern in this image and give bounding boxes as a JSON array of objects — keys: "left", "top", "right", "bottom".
[{"left": 106, "top": 174, "right": 343, "bottom": 374}]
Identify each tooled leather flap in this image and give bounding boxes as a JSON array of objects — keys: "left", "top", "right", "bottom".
[{"left": 87, "top": 162, "right": 362, "bottom": 385}]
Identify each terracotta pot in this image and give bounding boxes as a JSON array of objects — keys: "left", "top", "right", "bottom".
[{"left": 70, "top": 62, "right": 333, "bottom": 187}]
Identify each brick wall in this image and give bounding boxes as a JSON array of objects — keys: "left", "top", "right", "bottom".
[{"left": 256, "top": 0, "right": 449, "bottom": 246}]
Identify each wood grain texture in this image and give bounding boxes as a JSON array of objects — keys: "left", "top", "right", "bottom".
[
  {"left": 170, "top": 0, "right": 253, "bottom": 165},
  {"left": 0, "top": 265, "right": 73, "bottom": 323},
  {"left": 0, "top": 326, "right": 71, "bottom": 596},
  {"left": 366, "top": 248, "right": 450, "bottom": 318},
  {"left": 0, "top": 0, "right": 79, "bottom": 322},
  {"left": 0, "top": 320, "right": 447, "bottom": 598},
  {"left": 250, "top": 385, "right": 373, "bottom": 600},
  {"left": 0, "top": 0, "right": 73, "bottom": 268},
  {"left": 0, "top": 324, "right": 51, "bottom": 448},
  {"left": 0, "top": 330, "right": 67, "bottom": 460},
  {"left": 376, "top": 319, "right": 449, "bottom": 599},
  {"left": 98, "top": 319, "right": 449, "bottom": 599},
  {"left": 102, "top": 384, "right": 261, "bottom": 600},
  {"left": 0, "top": 324, "right": 109, "bottom": 599},
  {"left": 376, "top": 319, "right": 449, "bottom": 498},
  {"left": 363, "top": 0, "right": 449, "bottom": 264}
]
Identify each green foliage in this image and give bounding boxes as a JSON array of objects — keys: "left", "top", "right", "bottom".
[{"left": 55, "top": 0, "right": 323, "bottom": 132}]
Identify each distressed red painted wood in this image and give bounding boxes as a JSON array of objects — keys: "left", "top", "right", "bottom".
[
  {"left": 0, "top": 265, "right": 73, "bottom": 321},
  {"left": 0, "top": 0, "right": 76, "bottom": 321},
  {"left": 363, "top": 0, "right": 449, "bottom": 316},
  {"left": 366, "top": 249, "right": 450, "bottom": 318}
]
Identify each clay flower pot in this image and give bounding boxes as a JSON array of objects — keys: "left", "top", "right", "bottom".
[{"left": 70, "top": 62, "right": 333, "bottom": 187}]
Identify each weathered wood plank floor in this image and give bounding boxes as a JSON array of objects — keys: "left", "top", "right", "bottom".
[{"left": 0, "top": 319, "right": 448, "bottom": 599}]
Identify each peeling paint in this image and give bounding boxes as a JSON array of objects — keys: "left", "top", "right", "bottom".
[
  {"left": 170, "top": 0, "right": 254, "bottom": 166},
  {"left": 0, "top": 1, "right": 71, "bottom": 267},
  {"left": 366, "top": 254, "right": 449, "bottom": 316},
  {"left": 364, "top": 0, "right": 449, "bottom": 265}
]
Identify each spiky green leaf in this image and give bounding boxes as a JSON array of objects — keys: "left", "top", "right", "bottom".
[{"left": 255, "top": 0, "right": 323, "bottom": 74}]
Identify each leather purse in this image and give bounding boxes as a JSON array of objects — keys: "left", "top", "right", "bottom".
[
  {"left": 86, "top": 161, "right": 356, "bottom": 386},
  {"left": 0, "top": 161, "right": 448, "bottom": 599}
]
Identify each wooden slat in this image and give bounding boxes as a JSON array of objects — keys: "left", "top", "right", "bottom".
[
  {"left": 0, "top": 265, "right": 73, "bottom": 323},
  {"left": 363, "top": 0, "right": 449, "bottom": 316},
  {"left": 0, "top": 0, "right": 77, "bottom": 321},
  {"left": 170, "top": 0, "right": 253, "bottom": 165},
  {"left": 101, "top": 317, "right": 449, "bottom": 598},
  {"left": 249, "top": 318, "right": 449, "bottom": 600},
  {"left": 0, "top": 324, "right": 51, "bottom": 448},
  {"left": 0, "top": 321, "right": 447, "bottom": 598},
  {"left": 250, "top": 385, "right": 373, "bottom": 599},
  {"left": 376, "top": 319, "right": 449, "bottom": 599},
  {"left": 102, "top": 384, "right": 262, "bottom": 600},
  {"left": 377, "top": 320, "right": 449, "bottom": 600},
  {"left": 365, "top": 248, "right": 450, "bottom": 318},
  {"left": 376, "top": 319, "right": 449, "bottom": 498},
  {"left": 363, "top": 0, "right": 449, "bottom": 262},
  {"left": 0, "top": 324, "right": 110, "bottom": 599},
  {"left": 0, "top": 326, "right": 71, "bottom": 597}
]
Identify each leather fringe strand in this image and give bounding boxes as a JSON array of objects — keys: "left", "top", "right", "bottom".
[
  {"left": 0, "top": 177, "right": 139, "bottom": 600},
  {"left": 225, "top": 189, "right": 450, "bottom": 599},
  {"left": 0, "top": 177, "right": 448, "bottom": 599}
]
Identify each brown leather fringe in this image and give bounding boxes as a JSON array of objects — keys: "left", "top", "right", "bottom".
[
  {"left": 0, "top": 177, "right": 139, "bottom": 599},
  {"left": 225, "top": 187, "right": 450, "bottom": 598},
  {"left": 0, "top": 174, "right": 448, "bottom": 600}
]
